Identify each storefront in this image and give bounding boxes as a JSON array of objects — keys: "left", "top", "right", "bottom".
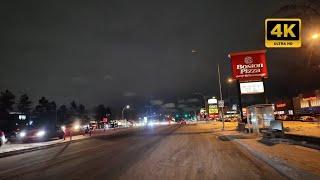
[
  {"left": 293, "top": 89, "right": 320, "bottom": 115},
  {"left": 274, "top": 100, "right": 294, "bottom": 116}
]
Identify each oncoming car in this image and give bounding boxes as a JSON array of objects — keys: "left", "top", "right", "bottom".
[{"left": 17, "top": 125, "right": 64, "bottom": 142}]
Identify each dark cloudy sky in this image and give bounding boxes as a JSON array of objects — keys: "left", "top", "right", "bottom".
[{"left": 0, "top": 0, "right": 319, "bottom": 109}]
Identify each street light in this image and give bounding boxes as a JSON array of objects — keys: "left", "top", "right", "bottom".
[
  {"left": 122, "top": 105, "right": 130, "bottom": 120},
  {"left": 227, "top": 78, "right": 234, "bottom": 83},
  {"left": 311, "top": 33, "right": 319, "bottom": 40}
]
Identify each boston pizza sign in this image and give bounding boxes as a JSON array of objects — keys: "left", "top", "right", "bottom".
[{"left": 229, "top": 50, "right": 268, "bottom": 81}]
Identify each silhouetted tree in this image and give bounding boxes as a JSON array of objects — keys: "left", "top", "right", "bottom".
[
  {"left": 106, "top": 107, "right": 113, "bottom": 119},
  {"left": 95, "top": 104, "right": 106, "bottom": 121},
  {"left": 0, "top": 90, "right": 15, "bottom": 129},
  {"left": 78, "top": 104, "right": 86, "bottom": 115},
  {"left": 34, "top": 97, "right": 56, "bottom": 124},
  {"left": 57, "top": 105, "right": 68, "bottom": 124},
  {"left": 70, "top": 100, "right": 78, "bottom": 116},
  {"left": 48, "top": 101, "right": 57, "bottom": 111},
  {"left": 34, "top": 97, "right": 49, "bottom": 114},
  {"left": 17, "top": 94, "right": 32, "bottom": 114},
  {"left": 0, "top": 90, "right": 15, "bottom": 113}
]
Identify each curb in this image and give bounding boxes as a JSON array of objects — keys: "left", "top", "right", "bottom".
[
  {"left": 0, "top": 136, "right": 90, "bottom": 159},
  {"left": 0, "top": 127, "right": 137, "bottom": 159},
  {"left": 215, "top": 132, "right": 319, "bottom": 179}
]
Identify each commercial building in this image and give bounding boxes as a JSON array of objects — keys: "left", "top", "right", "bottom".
[
  {"left": 292, "top": 89, "right": 320, "bottom": 115},
  {"left": 274, "top": 99, "right": 294, "bottom": 115}
]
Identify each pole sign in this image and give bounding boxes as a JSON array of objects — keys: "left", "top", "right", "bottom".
[
  {"left": 229, "top": 50, "right": 268, "bottom": 82},
  {"left": 218, "top": 100, "right": 224, "bottom": 108},
  {"left": 239, "top": 81, "right": 264, "bottom": 94},
  {"left": 208, "top": 104, "right": 218, "bottom": 118},
  {"left": 208, "top": 98, "right": 217, "bottom": 104},
  {"left": 208, "top": 97, "right": 219, "bottom": 118}
]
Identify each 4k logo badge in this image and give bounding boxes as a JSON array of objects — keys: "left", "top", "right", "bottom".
[{"left": 265, "top": 18, "right": 301, "bottom": 48}]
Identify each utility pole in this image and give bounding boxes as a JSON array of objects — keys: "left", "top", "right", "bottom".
[{"left": 217, "top": 64, "right": 225, "bottom": 130}]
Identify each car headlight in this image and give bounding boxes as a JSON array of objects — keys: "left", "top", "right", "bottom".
[
  {"left": 36, "top": 130, "right": 45, "bottom": 137},
  {"left": 73, "top": 124, "right": 80, "bottom": 130},
  {"left": 19, "top": 131, "right": 26, "bottom": 138}
]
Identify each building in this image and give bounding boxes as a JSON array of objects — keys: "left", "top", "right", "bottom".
[
  {"left": 274, "top": 99, "right": 294, "bottom": 115},
  {"left": 292, "top": 89, "right": 320, "bottom": 115}
]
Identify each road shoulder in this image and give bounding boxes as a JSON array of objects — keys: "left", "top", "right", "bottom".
[{"left": 214, "top": 129, "right": 320, "bottom": 179}]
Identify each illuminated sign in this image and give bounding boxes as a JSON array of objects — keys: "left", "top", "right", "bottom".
[
  {"left": 276, "top": 103, "right": 286, "bottom": 108},
  {"left": 302, "top": 97, "right": 317, "bottom": 101},
  {"left": 18, "top": 115, "right": 26, "bottom": 120},
  {"left": 200, "top": 108, "right": 206, "bottom": 114},
  {"left": 208, "top": 98, "right": 217, "bottom": 104},
  {"left": 226, "top": 111, "right": 237, "bottom": 114},
  {"left": 240, "top": 81, "right": 264, "bottom": 94},
  {"left": 229, "top": 50, "right": 268, "bottom": 81},
  {"left": 208, "top": 104, "right": 218, "bottom": 114},
  {"left": 265, "top": 18, "right": 301, "bottom": 48},
  {"left": 232, "top": 104, "right": 237, "bottom": 111}
]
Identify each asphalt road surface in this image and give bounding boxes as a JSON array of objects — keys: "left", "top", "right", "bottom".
[{"left": 0, "top": 124, "right": 285, "bottom": 180}]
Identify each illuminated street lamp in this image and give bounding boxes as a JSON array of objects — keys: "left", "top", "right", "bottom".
[
  {"left": 311, "top": 33, "right": 319, "bottom": 40},
  {"left": 122, "top": 105, "right": 130, "bottom": 120},
  {"left": 227, "top": 78, "right": 234, "bottom": 83}
]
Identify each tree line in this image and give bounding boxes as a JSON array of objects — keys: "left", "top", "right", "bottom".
[{"left": 0, "top": 90, "right": 113, "bottom": 129}]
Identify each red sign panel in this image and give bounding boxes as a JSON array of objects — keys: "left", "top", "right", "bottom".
[
  {"left": 102, "top": 117, "right": 108, "bottom": 123},
  {"left": 229, "top": 50, "right": 268, "bottom": 81}
]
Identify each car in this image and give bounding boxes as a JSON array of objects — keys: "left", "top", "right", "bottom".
[
  {"left": 299, "top": 116, "right": 317, "bottom": 122},
  {"left": 180, "top": 120, "right": 187, "bottom": 125},
  {"left": 17, "top": 126, "right": 64, "bottom": 142},
  {"left": 0, "top": 130, "right": 6, "bottom": 147}
]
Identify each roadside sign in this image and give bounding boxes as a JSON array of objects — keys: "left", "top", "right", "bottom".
[
  {"left": 209, "top": 104, "right": 218, "bottom": 114},
  {"left": 265, "top": 18, "right": 301, "bottom": 48},
  {"left": 229, "top": 50, "right": 268, "bottom": 81},
  {"left": 218, "top": 100, "right": 224, "bottom": 108},
  {"left": 240, "top": 81, "right": 264, "bottom": 94}
]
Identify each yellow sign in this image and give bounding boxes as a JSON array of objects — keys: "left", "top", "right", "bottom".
[
  {"left": 209, "top": 105, "right": 218, "bottom": 114},
  {"left": 265, "top": 18, "right": 301, "bottom": 48}
]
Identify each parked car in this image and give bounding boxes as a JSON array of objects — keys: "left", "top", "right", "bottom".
[
  {"left": 299, "top": 116, "right": 317, "bottom": 122},
  {"left": 0, "top": 130, "right": 6, "bottom": 147}
]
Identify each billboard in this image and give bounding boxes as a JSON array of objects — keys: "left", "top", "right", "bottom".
[
  {"left": 229, "top": 50, "right": 268, "bottom": 81},
  {"left": 240, "top": 81, "right": 264, "bottom": 94}
]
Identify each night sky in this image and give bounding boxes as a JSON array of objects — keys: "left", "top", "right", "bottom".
[{"left": 1, "top": 0, "right": 319, "bottom": 110}]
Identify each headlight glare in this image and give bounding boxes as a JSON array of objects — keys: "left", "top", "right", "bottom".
[
  {"left": 19, "top": 131, "right": 26, "bottom": 138},
  {"left": 36, "top": 130, "right": 45, "bottom": 137}
]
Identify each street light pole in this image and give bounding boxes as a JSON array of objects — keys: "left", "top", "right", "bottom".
[
  {"left": 122, "top": 105, "right": 130, "bottom": 120},
  {"left": 217, "top": 64, "right": 225, "bottom": 130}
]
